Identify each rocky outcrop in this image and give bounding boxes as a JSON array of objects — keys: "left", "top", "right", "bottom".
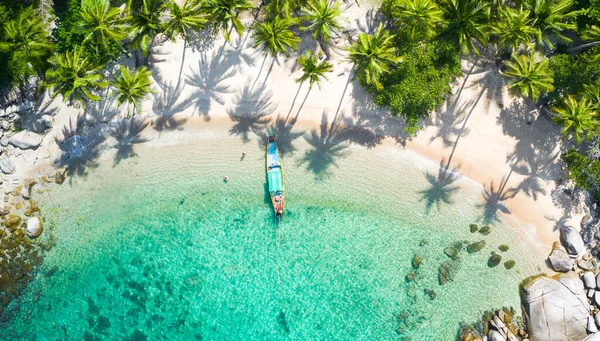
[
  {"left": 548, "top": 242, "right": 574, "bottom": 272},
  {"left": 560, "top": 226, "right": 586, "bottom": 256},
  {"left": 584, "top": 272, "right": 597, "bottom": 289},
  {"left": 585, "top": 332, "right": 600, "bottom": 340},
  {"left": 26, "top": 217, "right": 43, "bottom": 238},
  {"left": 522, "top": 274, "right": 590, "bottom": 341},
  {"left": 8, "top": 130, "right": 42, "bottom": 150}
]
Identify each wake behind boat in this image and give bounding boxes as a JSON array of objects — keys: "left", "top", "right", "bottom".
[{"left": 266, "top": 129, "right": 284, "bottom": 217}]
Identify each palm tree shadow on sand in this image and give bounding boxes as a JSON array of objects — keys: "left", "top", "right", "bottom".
[
  {"left": 110, "top": 118, "right": 150, "bottom": 166},
  {"left": 54, "top": 114, "right": 107, "bottom": 180},
  {"left": 418, "top": 159, "right": 461, "bottom": 215},
  {"left": 299, "top": 111, "right": 349, "bottom": 180},
  {"left": 255, "top": 114, "right": 306, "bottom": 157},
  {"left": 185, "top": 50, "right": 237, "bottom": 120},
  {"left": 477, "top": 172, "right": 518, "bottom": 224},
  {"left": 227, "top": 83, "right": 274, "bottom": 143},
  {"left": 152, "top": 77, "right": 192, "bottom": 132}
]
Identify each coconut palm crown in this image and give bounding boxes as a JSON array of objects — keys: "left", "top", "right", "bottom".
[
  {"left": 162, "top": 0, "right": 208, "bottom": 42},
  {"left": 552, "top": 96, "right": 598, "bottom": 144},
  {"left": 302, "top": 0, "right": 343, "bottom": 44},
  {"left": 490, "top": 6, "right": 538, "bottom": 51},
  {"left": 519, "top": 0, "right": 577, "bottom": 48},
  {"left": 389, "top": 0, "right": 444, "bottom": 42},
  {"left": 79, "top": 0, "right": 127, "bottom": 52},
  {"left": 45, "top": 48, "right": 108, "bottom": 105},
  {"left": 252, "top": 16, "right": 301, "bottom": 57},
  {"left": 437, "top": 0, "right": 490, "bottom": 55},
  {"left": 112, "top": 66, "right": 154, "bottom": 117},
  {"left": 126, "top": 0, "right": 165, "bottom": 57},
  {"left": 346, "top": 23, "right": 402, "bottom": 90},
  {"left": 502, "top": 53, "right": 554, "bottom": 102},
  {"left": 202, "top": 0, "right": 253, "bottom": 42},
  {"left": 296, "top": 50, "right": 333, "bottom": 89}
]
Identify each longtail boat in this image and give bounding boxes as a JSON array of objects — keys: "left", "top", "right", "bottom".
[{"left": 266, "top": 128, "right": 284, "bottom": 217}]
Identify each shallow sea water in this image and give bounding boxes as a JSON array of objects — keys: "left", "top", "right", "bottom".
[{"left": 2, "top": 131, "right": 543, "bottom": 340}]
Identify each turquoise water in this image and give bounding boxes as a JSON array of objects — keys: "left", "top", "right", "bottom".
[{"left": 1, "top": 131, "right": 543, "bottom": 340}]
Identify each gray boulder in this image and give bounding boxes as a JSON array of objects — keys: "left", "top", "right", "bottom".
[
  {"left": 587, "top": 333, "right": 600, "bottom": 341},
  {"left": 522, "top": 274, "right": 590, "bottom": 341},
  {"left": 8, "top": 131, "right": 42, "bottom": 150},
  {"left": 597, "top": 273, "right": 600, "bottom": 290},
  {"left": 488, "top": 330, "right": 504, "bottom": 341},
  {"left": 596, "top": 312, "right": 600, "bottom": 328},
  {"left": 583, "top": 272, "right": 596, "bottom": 289},
  {"left": 590, "top": 316, "right": 599, "bottom": 333},
  {"left": 0, "top": 155, "right": 15, "bottom": 174},
  {"left": 561, "top": 226, "right": 586, "bottom": 256},
  {"left": 26, "top": 217, "right": 43, "bottom": 237},
  {"left": 548, "top": 242, "right": 574, "bottom": 272}
]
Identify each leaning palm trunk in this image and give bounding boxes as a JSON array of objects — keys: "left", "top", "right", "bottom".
[{"left": 567, "top": 41, "right": 600, "bottom": 54}]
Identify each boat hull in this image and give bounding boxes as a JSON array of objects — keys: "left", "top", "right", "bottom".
[{"left": 266, "top": 129, "right": 284, "bottom": 216}]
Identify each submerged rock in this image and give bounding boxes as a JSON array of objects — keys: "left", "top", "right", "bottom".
[
  {"left": 469, "top": 224, "right": 479, "bottom": 233},
  {"left": 412, "top": 255, "right": 423, "bottom": 269},
  {"left": 444, "top": 241, "right": 464, "bottom": 260},
  {"left": 488, "top": 252, "right": 502, "bottom": 267},
  {"left": 560, "top": 226, "right": 586, "bottom": 256},
  {"left": 522, "top": 274, "right": 589, "bottom": 341},
  {"left": 438, "top": 259, "right": 460, "bottom": 285},
  {"left": 467, "top": 240, "right": 486, "bottom": 253}
]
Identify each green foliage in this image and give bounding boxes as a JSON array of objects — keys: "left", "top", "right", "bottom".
[
  {"left": 45, "top": 48, "right": 108, "bottom": 105},
  {"left": 437, "top": 0, "right": 490, "bottom": 55},
  {"left": 202, "top": 0, "right": 252, "bottom": 42},
  {"left": 79, "top": 0, "right": 126, "bottom": 54},
  {"left": 126, "top": 0, "right": 165, "bottom": 57},
  {"left": 252, "top": 16, "right": 300, "bottom": 57},
  {"left": 498, "top": 244, "right": 509, "bottom": 252},
  {"left": 503, "top": 53, "right": 554, "bottom": 103},
  {"left": 548, "top": 50, "right": 600, "bottom": 102},
  {"left": 346, "top": 23, "right": 401, "bottom": 90},
  {"left": 301, "top": 0, "right": 342, "bottom": 43},
  {"left": 561, "top": 148, "right": 600, "bottom": 199},
  {"left": 54, "top": 0, "right": 88, "bottom": 52},
  {"left": 112, "top": 65, "right": 153, "bottom": 117},
  {"left": 552, "top": 96, "right": 598, "bottom": 144},
  {"left": 384, "top": 0, "right": 443, "bottom": 42},
  {"left": 373, "top": 41, "right": 461, "bottom": 134},
  {"left": 296, "top": 50, "right": 333, "bottom": 89}
]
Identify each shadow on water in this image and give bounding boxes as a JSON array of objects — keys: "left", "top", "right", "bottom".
[
  {"left": 152, "top": 76, "right": 191, "bottom": 132},
  {"left": 299, "top": 111, "right": 349, "bottom": 180},
  {"left": 185, "top": 50, "right": 237, "bottom": 120},
  {"left": 227, "top": 83, "right": 274, "bottom": 143},
  {"left": 418, "top": 159, "right": 460, "bottom": 215},
  {"left": 110, "top": 117, "right": 150, "bottom": 166},
  {"left": 54, "top": 114, "right": 107, "bottom": 180}
]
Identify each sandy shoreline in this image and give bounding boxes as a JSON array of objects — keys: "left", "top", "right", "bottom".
[{"left": 9, "top": 1, "right": 583, "bottom": 263}]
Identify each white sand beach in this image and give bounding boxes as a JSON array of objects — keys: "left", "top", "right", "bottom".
[{"left": 8, "top": 0, "right": 584, "bottom": 259}]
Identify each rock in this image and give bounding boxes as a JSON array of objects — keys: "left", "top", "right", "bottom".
[
  {"left": 412, "top": 254, "right": 422, "bottom": 269},
  {"left": 444, "top": 241, "right": 464, "bottom": 260},
  {"left": 589, "top": 289, "right": 596, "bottom": 298},
  {"left": 438, "top": 259, "right": 460, "bottom": 285},
  {"left": 579, "top": 258, "right": 594, "bottom": 271},
  {"left": 584, "top": 272, "right": 596, "bottom": 289},
  {"left": 488, "top": 330, "right": 504, "bottom": 341},
  {"left": 488, "top": 252, "right": 502, "bottom": 267},
  {"left": 596, "top": 312, "right": 600, "bottom": 328},
  {"left": 590, "top": 316, "right": 599, "bottom": 333},
  {"left": 470, "top": 223, "right": 479, "bottom": 233},
  {"left": 0, "top": 155, "right": 15, "bottom": 174},
  {"left": 596, "top": 273, "right": 600, "bottom": 290},
  {"left": 582, "top": 215, "right": 594, "bottom": 229},
  {"left": 22, "top": 188, "right": 30, "bottom": 200},
  {"left": 0, "top": 272, "right": 10, "bottom": 289},
  {"left": 26, "top": 217, "right": 43, "bottom": 238},
  {"left": 0, "top": 203, "right": 8, "bottom": 215},
  {"left": 595, "top": 291, "right": 600, "bottom": 306},
  {"left": 424, "top": 288, "right": 436, "bottom": 300},
  {"left": 8, "top": 131, "right": 42, "bottom": 150},
  {"left": 560, "top": 226, "right": 586, "bottom": 256},
  {"left": 467, "top": 240, "right": 486, "bottom": 253},
  {"left": 32, "top": 115, "right": 53, "bottom": 132},
  {"left": 1, "top": 120, "right": 10, "bottom": 130},
  {"left": 585, "top": 333, "right": 600, "bottom": 341},
  {"left": 0, "top": 136, "right": 8, "bottom": 147},
  {"left": 522, "top": 274, "right": 589, "bottom": 341},
  {"left": 479, "top": 225, "right": 491, "bottom": 235},
  {"left": 55, "top": 168, "right": 66, "bottom": 184},
  {"left": 459, "top": 325, "right": 483, "bottom": 341}
]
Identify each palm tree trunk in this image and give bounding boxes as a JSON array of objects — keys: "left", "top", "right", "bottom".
[
  {"left": 262, "top": 58, "right": 276, "bottom": 88},
  {"left": 176, "top": 39, "right": 188, "bottom": 90},
  {"left": 294, "top": 87, "right": 311, "bottom": 121},
  {"left": 251, "top": 54, "right": 269, "bottom": 92},
  {"left": 567, "top": 41, "right": 600, "bottom": 54},
  {"left": 287, "top": 81, "right": 303, "bottom": 118},
  {"left": 318, "top": 39, "right": 331, "bottom": 60}
]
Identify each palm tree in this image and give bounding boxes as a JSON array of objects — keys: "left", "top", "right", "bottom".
[
  {"left": 552, "top": 96, "right": 598, "bottom": 144},
  {"left": 79, "top": 0, "right": 127, "bottom": 53},
  {"left": 45, "top": 48, "right": 108, "bottom": 105},
  {"left": 389, "top": 0, "right": 444, "bottom": 42},
  {"left": 252, "top": 16, "right": 301, "bottom": 57},
  {"left": 502, "top": 53, "right": 554, "bottom": 102},
  {"left": 571, "top": 25, "right": 600, "bottom": 61},
  {"left": 0, "top": 8, "right": 54, "bottom": 79},
  {"left": 126, "top": 0, "right": 165, "bottom": 59},
  {"left": 346, "top": 23, "right": 401, "bottom": 90},
  {"left": 163, "top": 0, "right": 208, "bottom": 83},
  {"left": 583, "top": 83, "right": 600, "bottom": 112},
  {"left": 202, "top": 0, "right": 253, "bottom": 42},
  {"left": 302, "top": 0, "right": 342, "bottom": 55},
  {"left": 296, "top": 50, "right": 333, "bottom": 89},
  {"left": 437, "top": 0, "right": 490, "bottom": 55},
  {"left": 490, "top": 6, "right": 538, "bottom": 51},
  {"left": 112, "top": 66, "right": 154, "bottom": 117},
  {"left": 518, "top": 0, "right": 577, "bottom": 49}
]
